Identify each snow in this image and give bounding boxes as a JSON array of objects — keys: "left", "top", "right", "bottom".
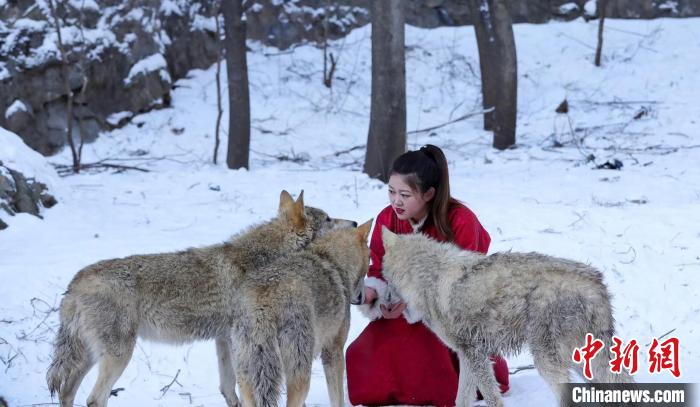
[
  {"left": 190, "top": 14, "right": 217, "bottom": 33},
  {"left": 0, "top": 62, "right": 9, "bottom": 80},
  {"left": 584, "top": 0, "right": 597, "bottom": 17},
  {"left": 124, "top": 53, "right": 171, "bottom": 86},
  {"left": 159, "top": 0, "right": 183, "bottom": 17},
  {"left": 68, "top": 0, "right": 99, "bottom": 11},
  {"left": 0, "top": 127, "right": 60, "bottom": 193},
  {"left": 2, "top": 17, "right": 700, "bottom": 407},
  {"left": 659, "top": 1, "right": 680, "bottom": 13},
  {"left": 558, "top": 2, "right": 580, "bottom": 14},
  {"left": 4, "top": 100, "right": 28, "bottom": 120},
  {"left": 106, "top": 111, "right": 134, "bottom": 126}
]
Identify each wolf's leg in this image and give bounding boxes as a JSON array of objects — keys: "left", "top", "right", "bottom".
[
  {"left": 237, "top": 377, "right": 256, "bottom": 407},
  {"left": 233, "top": 325, "right": 283, "bottom": 407},
  {"left": 459, "top": 351, "right": 504, "bottom": 407},
  {"left": 321, "top": 330, "right": 347, "bottom": 407},
  {"left": 60, "top": 357, "right": 93, "bottom": 407},
  {"left": 286, "top": 373, "right": 311, "bottom": 407},
  {"left": 216, "top": 335, "right": 240, "bottom": 407},
  {"left": 455, "top": 351, "right": 479, "bottom": 407},
  {"left": 280, "top": 318, "right": 313, "bottom": 407},
  {"left": 531, "top": 347, "right": 571, "bottom": 407},
  {"left": 85, "top": 344, "right": 135, "bottom": 407}
]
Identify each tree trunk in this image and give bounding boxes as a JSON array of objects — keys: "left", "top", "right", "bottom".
[
  {"left": 595, "top": 0, "right": 608, "bottom": 67},
  {"left": 470, "top": 0, "right": 517, "bottom": 150},
  {"left": 222, "top": 0, "right": 250, "bottom": 170},
  {"left": 472, "top": 14, "right": 494, "bottom": 131},
  {"left": 364, "top": 0, "right": 406, "bottom": 183},
  {"left": 47, "top": 0, "right": 80, "bottom": 172},
  {"left": 213, "top": 6, "right": 224, "bottom": 164}
]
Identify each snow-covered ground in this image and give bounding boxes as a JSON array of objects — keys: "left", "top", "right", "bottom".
[{"left": 1, "top": 17, "right": 699, "bottom": 406}]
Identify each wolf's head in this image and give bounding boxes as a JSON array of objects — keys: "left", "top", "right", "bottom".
[
  {"left": 310, "top": 219, "right": 372, "bottom": 305},
  {"left": 278, "top": 190, "right": 357, "bottom": 244}
]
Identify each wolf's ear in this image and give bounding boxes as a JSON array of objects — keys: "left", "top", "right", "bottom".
[
  {"left": 356, "top": 219, "right": 373, "bottom": 243},
  {"left": 279, "top": 190, "right": 294, "bottom": 213},
  {"left": 287, "top": 191, "right": 307, "bottom": 229},
  {"left": 382, "top": 226, "right": 398, "bottom": 249}
]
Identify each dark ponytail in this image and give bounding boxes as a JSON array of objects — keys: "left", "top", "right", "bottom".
[{"left": 391, "top": 144, "right": 457, "bottom": 241}]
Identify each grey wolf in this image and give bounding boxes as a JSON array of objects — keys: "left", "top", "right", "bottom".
[
  {"left": 46, "top": 190, "right": 355, "bottom": 407},
  {"left": 380, "top": 228, "right": 632, "bottom": 407},
  {"left": 232, "top": 220, "right": 373, "bottom": 407}
]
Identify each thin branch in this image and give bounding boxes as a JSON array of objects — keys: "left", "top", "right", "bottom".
[
  {"left": 644, "top": 328, "right": 677, "bottom": 347},
  {"left": 332, "top": 144, "right": 365, "bottom": 157},
  {"left": 159, "top": 369, "right": 182, "bottom": 398},
  {"left": 509, "top": 364, "right": 535, "bottom": 375},
  {"left": 47, "top": 0, "right": 79, "bottom": 172},
  {"left": 54, "top": 162, "right": 150, "bottom": 176},
  {"left": 76, "top": 0, "right": 89, "bottom": 165},
  {"left": 213, "top": 3, "right": 223, "bottom": 164},
  {"left": 407, "top": 108, "right": 494, "bottom": 135},
  {"left": 595, "top": 0, "right": 608, "bottom": 66}
]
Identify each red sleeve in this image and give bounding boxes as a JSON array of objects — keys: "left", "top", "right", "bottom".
[
  {"left": 451, "top": 205, "right": 491, "bottom": 254},
  {"left": 367, "top": 206, "right": 394, "bottom": 281}
]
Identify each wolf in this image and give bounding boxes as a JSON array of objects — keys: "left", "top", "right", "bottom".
[
  {"left": 232, "top": 220, "right": 373, "bottom": 407},
  {"left": 380, "top": 228, "right": 632, "bottom": 407},
  {"left": 46, "top": 190, "right": 356, "bottom": 407}
]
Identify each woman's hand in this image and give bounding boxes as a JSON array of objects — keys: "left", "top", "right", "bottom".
[
  {"left": 380, "top": 301, "right": 407, "bottom": 319},
  {"left": 363, "top": 286, "right": 378, "bottom": 304}
]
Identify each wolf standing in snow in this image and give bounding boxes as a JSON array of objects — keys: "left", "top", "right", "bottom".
[
  {"left": 232, "top": 220, "right": 373, "bottom": 407},
  {"left": 381, "top": 228, "right": 633, "bottom": 407},
  {"left": 46, "top": 190, "right": 355, "bottom": 407}
]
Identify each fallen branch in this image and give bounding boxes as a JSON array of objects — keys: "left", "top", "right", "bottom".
[
  {"left": 110, "top": 387, "right": 125, "bottom": 397},
  {"left": 159, "top": 369, "right": 182, "bottom": 398},
  {"left": 333, "top": 144, "right": 365, "bottom": 157},
  {"left": 509, "top": 364, "right": 535, "bottom": 375},
  {"left": 644, "top": 328, "right": 677, "bottom": 347},
  {"left": 407, "top": 108, "right": 494, "bottom": 135},
  {"left": 576, "top": 100, "right": 660, "bottom": 106},
  {"left": 53, "top": 161, "right": 150, "bottom": 176}
]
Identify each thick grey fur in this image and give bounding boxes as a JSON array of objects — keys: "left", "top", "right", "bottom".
[
  {"left": 381, "top": 228, "right": 633, "bottom": 407},
  {"left": 46, "top": 191, "right": 355, "bottom": 407}
]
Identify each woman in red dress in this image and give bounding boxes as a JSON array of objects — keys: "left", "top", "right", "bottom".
[{"left": 346, "top": 145, "right": 509, "bottom": 406}]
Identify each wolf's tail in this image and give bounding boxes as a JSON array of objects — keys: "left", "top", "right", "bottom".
[
  {"left": 235, "top": 322, "right": 283, "bottom": 407},
  {"left": 46, "top": 297, "right": 90, "bottom": 398}
]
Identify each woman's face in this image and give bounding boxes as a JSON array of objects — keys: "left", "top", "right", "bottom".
[{"left": 388, "top": 174, "right": 434, "bottom": 222}]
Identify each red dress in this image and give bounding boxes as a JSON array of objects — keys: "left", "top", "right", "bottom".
[{"left": 346, "top": 204, "right": 509, "bottom": 406}]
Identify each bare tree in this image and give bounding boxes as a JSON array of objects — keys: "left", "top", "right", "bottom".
[
  {"left": 322, "top": 0, "right": 337, "bottom": 88},
  {"left": 595, "top": 0, "right": 608, "bottom": 67},
  {"left": 469, "top": 0, "right": 517, "bottom": 150},
  {"left": 364, "top": 0, "right": 406, "bottom": 183},
  {"left": 213, "top": 3, "right": 224, "bottom": 164},
  {"left": 47, "top": 0, "right": 82, "bottom": 172},
  {"left": 221, "top": 0, "right": 250, "bottom": 170},
  {"left": 472, "top": 14, "right": 495, "bottom": 131}
]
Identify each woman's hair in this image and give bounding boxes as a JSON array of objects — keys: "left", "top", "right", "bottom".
[{"left": 391, "top": 144, "right": 457, "bottom": 241}]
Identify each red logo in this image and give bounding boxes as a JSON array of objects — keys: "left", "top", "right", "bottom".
[
  {"left": 572, "top": 333, "right": 605, "bottom": 380},
  {"left": 609, "top": 336, "right": 639, "bottom": 375},
  {"left": 648, "top": 337, "right": 681, "bottom": 378}
]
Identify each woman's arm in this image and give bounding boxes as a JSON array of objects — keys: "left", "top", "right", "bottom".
[{"left": 357, "top": 208, "right": 393, "bottom": 320}]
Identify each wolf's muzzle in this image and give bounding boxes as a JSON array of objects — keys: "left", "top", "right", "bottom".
[{"left": 350, "top": 285, "right": 365, "bottom": 305}]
